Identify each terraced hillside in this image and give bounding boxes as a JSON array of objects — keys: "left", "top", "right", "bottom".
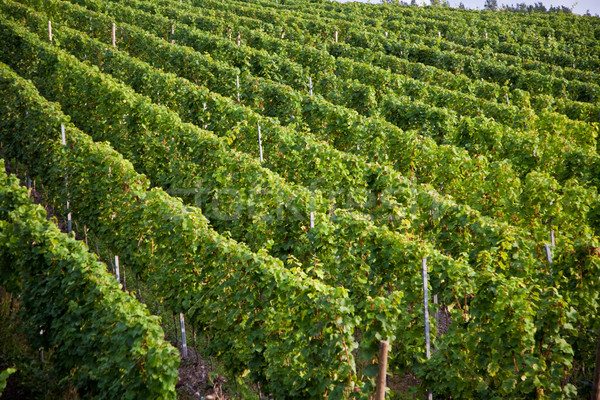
[{"left": 0, "top": 0, "right": 599, "bottom": 398}]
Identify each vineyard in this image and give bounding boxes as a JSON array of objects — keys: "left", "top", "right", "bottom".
[{"left": 0, "top": 0, "right": 599, "bottom": 398}]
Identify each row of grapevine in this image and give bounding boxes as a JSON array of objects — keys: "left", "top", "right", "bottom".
[{"left": 0, "top": 160, "right": 180, "bottom": 398}]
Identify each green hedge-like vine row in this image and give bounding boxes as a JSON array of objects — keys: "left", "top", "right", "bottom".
[{"left": 0, "top": 160, "right": 179, "bottom": 399}]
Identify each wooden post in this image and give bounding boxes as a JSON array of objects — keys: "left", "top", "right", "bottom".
[
  {"left": 545, "top": 243, "right": 554, "bottom": 286},
  {"left": 203, "top": 102, "right": 207, "bottom": 129},
  {"left": 236, "top": 75, "right": 240, "bottom": 103},
  {"left": 309, "top": 76, "right": 313, "bottom": 97},
  {"left": 433, "top": 294, "right": 439, "bottom": 327},
  {"left": 61, "top": 123, "right": 66, "bottom": 145},
  {"left": 180, "top": 313, "right": 188, "bottom": 358},
  {"left": 112, "top": 23, "right": 116, "bottom": 47},
  {"left": 422, "top": 258, "right": 433, "bottom": 400},
  {"left": 236, "top": 32, "right": 241, "bottom": 46},
  {"left": 310, "top": 211, "right": 314, "bottom": 229},
  {"left": 544, "top": 244, "right": 553, "bottom": 264},
  {"left": 422, "top": 258, "right": 431, "bottom": 359},
  {"left": 61, "top": 124, "right": 72, "bottom": 235},
  {"left": 171, "top": 24, "right": 174, "bottom": 44},
  {"left": 257, "top": 124, "right": 263, "bottom": 162},
  {"left": 48, "top": 20, "right": 52, "bottom": 42},
  {"left": 551, "top": 230, "right": 555, "bottom": 246},
  {"left": 114, "top": 255, "right": 120, "bottom": 284},
  {"left": 334, "top": 30, "right": 338, "bottom": 43},
  {"left": 375, "top": 340, "right": 389, "bottom": 400}
]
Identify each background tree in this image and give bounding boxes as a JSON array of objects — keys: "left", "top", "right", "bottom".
[{"left": 484, "top": 0, "right": 498, "bottom": 11}]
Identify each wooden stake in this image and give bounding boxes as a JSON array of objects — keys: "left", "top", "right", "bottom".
[
  {"left": 309, "top": 76, "right": 313, "bottom": 97},
  {"left": 433, "top": 293, "right": 439, "bottom": 327},
  {"left": 180, "top": 313, "right": 188, "bottom": 358},
  {"left": 544, "top": 244, "right": 553, "bottom": 264},
  {"left": 236, "top": 75, "right": 240, "bottom": 103},
  {"left": 310, "top": 211, "right": 314, "bottom": 229},
  {"left": 61, "top": 124, "right": 72, "bottom": 235},
  {"left": 334, "top": 30, "right": 338, "bottom": 43},
  {"left": 257, "top": 124, "right": 263, "bottom": 162},
  {"left": 422, "top": 258, "right": 433, "bottom": 400},
  {"left": 551, "top": 230, "right": 555, "bottom": 246},
  {"left": 66, "top": 203, "right": 72, "bottom": 235},
  {"left": 422, "top": 258, "right": 431, "bottom": 359},
  {"left": 171, "top": 24, "right": 175, "bottom": 44},
  {"left": 236, "top": 32, "right": 241, "bottom": 46},
  {"left": 48, "top": 20, "right": 52, "bottom": 42},
  {"left": 122, "top": 264, "right": 127, "bottom": 291},
  {"left": 114, "top": 255, "right": 120, "bottom": 284},
  {"left": 112, "top": 23, "right": 116, "bottom": 47},
  {"left": 375, "top": 340, "right": 389, "bottom": 400}
]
